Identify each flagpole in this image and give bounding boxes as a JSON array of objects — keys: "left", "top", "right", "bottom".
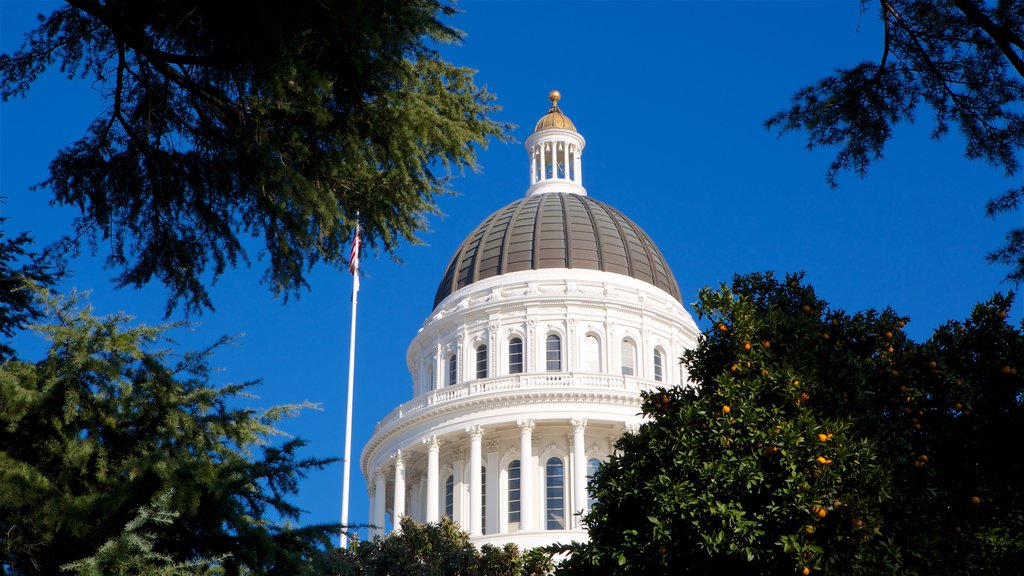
[{"left": 340, "top": 220, "right": 360, "bottom": 548}]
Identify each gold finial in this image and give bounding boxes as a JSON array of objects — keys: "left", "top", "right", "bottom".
[{"left": 549, "top": 90, "right": 561, "bottom": 106}]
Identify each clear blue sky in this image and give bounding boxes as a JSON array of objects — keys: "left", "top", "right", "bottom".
[{"left": 2, "top": 0, "right": 1020, "bottom": 542}]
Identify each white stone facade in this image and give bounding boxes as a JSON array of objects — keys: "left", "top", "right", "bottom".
[{"left": 360, "top": 93, "right": 700, "bottom": 549}]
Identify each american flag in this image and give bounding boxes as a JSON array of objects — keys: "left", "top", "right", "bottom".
[{"left": 349, "top": 223, "right": 361, "bottom": 291}]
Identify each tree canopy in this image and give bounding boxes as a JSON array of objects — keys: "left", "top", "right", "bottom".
[
  {"left": 311, "top": 517, "right": 552, "bottom": 576},
  {"left": 559, "top": 272, "right": 1024, "bottom": 576},
  {"left": 0, "top": 0, "right": 510, "bottom": 315},
  {"left": 0, "top": 290, "right": 335, "bottom": 575},
  {"left": 766, "top": 1, "right": 1024, "bottom": 282}
]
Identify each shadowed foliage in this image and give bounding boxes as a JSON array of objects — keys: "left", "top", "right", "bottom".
[
  {"left": 767, "top": 1, "right": 1024, "bottom": 283},
  {"left": 0, "top": 0, "right": 510, "bottom": 315}
]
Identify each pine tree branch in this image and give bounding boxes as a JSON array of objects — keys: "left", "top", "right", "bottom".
[{"left": 952, "top": 0, "right": 1024, "bottom": 79}]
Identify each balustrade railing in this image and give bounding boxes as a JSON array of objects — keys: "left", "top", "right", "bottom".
[{"left": 374, "top": 373, "right": 659, "bottom": 431}]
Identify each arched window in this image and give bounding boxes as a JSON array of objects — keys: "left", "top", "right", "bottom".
[
  {"left": 447, "top": 354, "right": 457, "bottom": 387},
  {"left": 546, "top": 334, "right": 562, "bottom": 372},
  {"left": 545, "top": 457, "right": 565, "bottom": 529},
  {"left": 476, "top": 344, "right": 488, "bottom": 379},
  {"left": 621, "top": 339, "right": 636, "bottom": 376},
  {"left": 581, "top": 334, "right": 601, "bottom": 372},
  {"left": 444, "top": 475, "right": 454, "bottom": 518},
  {"left": 587, "top": 458, "right": 601, "bottom": 510},
  {"left": 654, "top": 349, "right": 664, "bottom": 382},
  {"left": 481, "top": 466, "right": 487, "bottom": 535},
  {"left": 509, "top": 337, "right": 524, "bottom": 374},
  {"left": 508, "top": 460, "right": 521, "bottom": 530}
]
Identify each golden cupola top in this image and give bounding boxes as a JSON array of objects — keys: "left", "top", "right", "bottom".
[{"left": 533, "top": 90, "right": 577, "bottom": 132}]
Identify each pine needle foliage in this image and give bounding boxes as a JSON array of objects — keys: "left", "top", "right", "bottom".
[
  {"left": 0, "top": 290, "right": 336, "bottom": 575},
  {"left": 0, "top": 0, "right": 512, "bottom": 315},
  {"left": 766, "top": 1, "right": 1024, "bottom": 283}
]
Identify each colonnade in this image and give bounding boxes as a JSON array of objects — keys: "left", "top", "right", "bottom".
[{"left": 367, "top": 417, "right": 600, "bottom": 538}]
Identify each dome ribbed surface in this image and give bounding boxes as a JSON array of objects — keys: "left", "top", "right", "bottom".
[
  {"left": 433, "top": 193, "right": 681, "bottom": 308},
  {"left": 534, "top": 106, "right": 576, "bottom": 132}
]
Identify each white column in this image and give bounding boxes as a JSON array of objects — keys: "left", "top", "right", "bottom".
[
  {"left": 539, "top": 143, "right": 547, "bottom": 181},
  {"left": 393, "top": 451, "right": 406, "bottom": 532},
  {"left": 373, "top": 471, "right": 386, "bottom": 538},
  {"left": 468, "top": 425, "right": 483, "bottom": 536},
  {"left": 562, "top": 141, "right": 569, "bottom": 179},
  {"left": 530, "top": 147, "right": 537, "bottom": 183},
  {"left": 575, "top": 149, "right": 582, "bottom": 185},
  {"left": 571, "top": 418, "right": 587, "bottom": 527},
  {"left": 518, "top": 419, "right": 535, "bottom": 531},
  {"left": 425, "top": 436, "right": 440, "bottom": 523},
  {"left": 485, "top": 441, "right": 500, "bottom": 535}
]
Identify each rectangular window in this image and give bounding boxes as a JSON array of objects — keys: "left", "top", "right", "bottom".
[
  {"left": 546, "top": 335, "right": 561, "bottom": 372},
  {"left": 508, "top": 460, "right": 521, "bottom": 527},
  {"left": 654, "top": 350, "right": 664, "bottom": 382},
  {"left": 621, "top": 340, "right": 636, "bottom": 376},
  {"left": 448, "top": 355, "right": 457, "bottom": 387},
  {"left": 509, "top": 338, "right": 523, "bottom": 374},
  {"left": 476, "top": 345, "right": 488, "bottom": 379},
  {"left": 546, "top": 457, "right": 565, "bottom": 530}
]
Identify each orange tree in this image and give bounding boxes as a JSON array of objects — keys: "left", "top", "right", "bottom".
[{"left": 557, "top": 272, "right": 1023, "bottom": 576}]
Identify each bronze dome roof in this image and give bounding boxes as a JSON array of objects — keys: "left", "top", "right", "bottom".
[{"left": 433, "top": 193, "right": 681, "bottom": 308}]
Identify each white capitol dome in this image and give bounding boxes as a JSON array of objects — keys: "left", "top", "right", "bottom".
[{"left": 361, "top": 91, "right": 700, "bottom": 549}]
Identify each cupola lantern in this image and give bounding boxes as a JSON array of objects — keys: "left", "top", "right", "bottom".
[{"left": 525, "top": 90, "right": 587, "bottom": 196}]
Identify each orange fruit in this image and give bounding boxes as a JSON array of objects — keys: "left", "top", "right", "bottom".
[
  {"left": 970, "top": 496, "right": 981, "bottom": 505},
  {"left": 722, "top": 405, "right": 731, "bottom": 414},
  {"left": 853, "top": 518, "right": 864, "bottom": 528},
  {"left": 801, "top": 567, "right": 811, "bottom": 575},
  {"left": 928, "top": 360, "right": 938, "bottom": 369},
  {"left": 885, "top": 331, "right": 893, "bottom": 339},
  {"left": 822, "top": 332, "right": 830, "bottom": 340},
  {"left": 718, "top": 323, "right": 728, "bottom": 332},
  {"left": 817, "top": 433, "right": 828, "bottom": 442},
  {"left": 743, "top": 341, "right": 751, "bottom": 350},
  {"left": 802, "top": 304, "right": 812, "bottom": 314},
  {"left": 762, "top": 340, "right": 772, "bottom": 348}
]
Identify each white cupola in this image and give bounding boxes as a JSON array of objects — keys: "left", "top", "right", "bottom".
[{"left": 524, "top": 90, "right": 587, "bottom": 196}]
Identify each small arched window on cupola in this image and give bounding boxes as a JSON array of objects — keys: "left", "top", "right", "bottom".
[
  {"left": 546, "top": 334, "right": 562, "bottom": 372},
  {"left": 476, "top": 344, "right": 488, "bottom": 379}
]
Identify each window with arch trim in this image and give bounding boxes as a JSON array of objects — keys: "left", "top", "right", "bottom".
[
  {"left": 654, "top": 348, "right": 665, "bottom": 382},
  {"left": 621, "top": 339, "right": 636, "bottom": 376},
  {"left": 509, "top": 337, "right": 524, "bottom": 374},
  {"left": 444, "top": 474, "right": 454, "bottom": 518},
  {"left": 508, "top": 460, "right": 521, "bottom": 529},
  {"left": 447, "top": 354, "right": 457, "bottom": 387},
  {"left": 581, "top": 334, "right": 601, "bottom": 372},
  {"left": 476, "top": 344, "right": 488, "bottom": 379},
  {"left": 545, "top": 457, "right": 565, "bottom": 529},
  {"left": 546, "top": 334, "right": 562, "bottom": 372},
  {"left": 586, "top": 458, "right": 601, "bottom": 510}
]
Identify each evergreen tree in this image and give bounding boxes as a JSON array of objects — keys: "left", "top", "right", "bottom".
[
  {"left": 310, "top": 517, "right": 549, "bottom": 576},
  {"left": 0, "top": 0, "right": 510, "bottom": 314},
  {"left": 766, "top": 1, "right": 1024, "bottom": 282},
  {"left": 559, "top": 272, "right": 1024, "bottom": 575},
  {"left": 0, "top": 221, "right": 61, "bottom": 361},
  {"left": 0, "top": 291, "right": 334, "bottom": 575}
]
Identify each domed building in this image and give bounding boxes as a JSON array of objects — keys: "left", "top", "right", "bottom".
[{"left": 361, "top": 92, "right": 700, "bottom": 548}]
